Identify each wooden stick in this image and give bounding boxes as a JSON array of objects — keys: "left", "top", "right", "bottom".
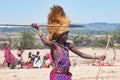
[
  {"left": 0, "top": 24, "right": 85, "bottom": 27},
  {"left": 95, "top": 36, "right": 111, "bottom": 80},
  {"left": 104, "top": 36, "right": 111, "bottom": 55}
]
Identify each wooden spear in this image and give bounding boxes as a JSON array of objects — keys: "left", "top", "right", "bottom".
[{"left": 0, "top": 24, "right": 85, "bottom": 27}]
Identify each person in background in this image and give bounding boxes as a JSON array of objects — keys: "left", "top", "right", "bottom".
[
  {"left": 33, "top": 51, "right": 42, "bottom": 68},
  {"left": 27, "top": 51, "right": 32, "bottom": 63},
  {"left": 43, "top": 53, "right": 53, "bottom": 68},
  {"left": 43, "top": 56, "right": 50, "bottom": 68},
  {"left": 32, "top": 5, "right": 106, "bottom": 80},
  {"left": 35, "top": 51, "right": 40, "bottom": 59},
  {"left": 16, "top": 47, "right": 24, "bottom": 68},
  {"left": 3, "top": 43, "right": 16, "bottom": 69}
]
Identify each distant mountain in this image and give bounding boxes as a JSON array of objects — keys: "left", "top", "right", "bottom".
[
  {"left": 71, "top": 22, "right": 120, "bottom": 35},
  {"left": 0, "top": 26, "right": 32, "bottom": 33},
  {"left": 84, "top": 22, "right": 119, "bottom": 31},
  {"left": 0, "top": 22, "right": 120, "bottom": 35}
]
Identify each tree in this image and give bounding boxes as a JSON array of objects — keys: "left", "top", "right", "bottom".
[
  {"left": 112, "top": 26, "right": 120, "bottom": 44},
  {"left": 17, "top": 30, "right": 35, "bottom": 49}
]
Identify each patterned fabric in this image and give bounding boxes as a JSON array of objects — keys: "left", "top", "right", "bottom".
[{"left": 50, "top": 43, "right": 72, "bottom": 80}]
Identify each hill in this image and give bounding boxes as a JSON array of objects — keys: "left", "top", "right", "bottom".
[{"left": 71, "top": 22, "right": 119, "bottom": 35}]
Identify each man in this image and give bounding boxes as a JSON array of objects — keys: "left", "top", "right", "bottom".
[{"left": 32, "top": 5, "right": 106, "bottom": 80}]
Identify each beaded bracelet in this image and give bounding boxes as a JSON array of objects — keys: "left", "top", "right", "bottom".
[
  {"left": 93, "top": 55, "right": 96, "bottom": 60},
  {"left": 38, "top": 29, "right": 43, "bottom": 36}
]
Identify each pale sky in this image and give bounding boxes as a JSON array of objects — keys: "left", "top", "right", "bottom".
[{"left": 0, "top": 0, "right": 120, "bottom": 25}]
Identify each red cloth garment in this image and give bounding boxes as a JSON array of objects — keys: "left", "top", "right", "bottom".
[{"left": 4, "top": 48, "right": 16, "bottom": 65}]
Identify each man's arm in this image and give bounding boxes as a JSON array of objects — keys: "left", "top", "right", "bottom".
[
  {"left": 69, "top": 44, "right": 106, "bottom": 60},
  {"left": 31, "top": 23, "right": 55, "bottom": 48}
]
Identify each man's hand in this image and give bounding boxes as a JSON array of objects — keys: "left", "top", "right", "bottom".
[
  {"left": 31, "top": 23, "right": 39, "bottom": 30},
  {"left": 96, "top": 55, "right": 106, "bottom": 61}
]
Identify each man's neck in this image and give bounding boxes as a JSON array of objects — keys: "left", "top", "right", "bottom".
[{"left": 56, "top": 39, "right": 65, "bottom": 45}]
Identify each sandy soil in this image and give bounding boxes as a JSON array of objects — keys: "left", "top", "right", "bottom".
[{"left": 0, "top": 48, "right": 120, "bottom": 80}]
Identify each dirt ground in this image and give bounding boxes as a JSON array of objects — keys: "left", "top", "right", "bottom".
[{"left": 0, "top": 48, "right": 120, "bottom": 80}]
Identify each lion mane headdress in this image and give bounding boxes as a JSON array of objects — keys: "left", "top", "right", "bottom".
[{"left": 47, "top": 5, "right": 71, "bottom": 41}]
